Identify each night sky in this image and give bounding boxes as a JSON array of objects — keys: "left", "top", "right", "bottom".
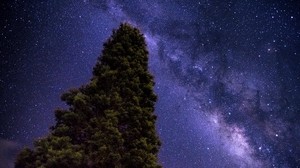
[{"left": 1, "top": 0, "right": 300, "bottom": 167}]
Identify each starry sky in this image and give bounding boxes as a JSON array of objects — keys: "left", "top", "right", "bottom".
[{"left": 1, "top": 0, "right": 300, "bottom": 167}]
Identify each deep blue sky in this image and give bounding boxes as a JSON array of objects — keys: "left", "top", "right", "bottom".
[{"left": 1, "top": 0, "right": 300, "bottom": 167}]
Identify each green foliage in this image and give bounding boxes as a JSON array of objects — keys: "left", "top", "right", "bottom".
[{"left": 15, "top": 23, "right": 161, "bottom": 168}]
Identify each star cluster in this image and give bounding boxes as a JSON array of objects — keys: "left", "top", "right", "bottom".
[{"left": 1, "top": 0, "right": 300, "bottom": 167}]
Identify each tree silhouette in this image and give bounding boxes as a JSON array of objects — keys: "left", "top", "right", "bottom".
[{"left": 15, "top": 23, "right": 161, "bottom": 168}]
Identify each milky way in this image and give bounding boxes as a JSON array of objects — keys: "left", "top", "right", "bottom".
[{"left": 1, "top": 0, "right": 300, "bottom": 167}]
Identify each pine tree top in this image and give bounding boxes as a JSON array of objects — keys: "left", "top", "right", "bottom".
[{"left": 93, "top": 23, "right": 149, "bottom": 76}]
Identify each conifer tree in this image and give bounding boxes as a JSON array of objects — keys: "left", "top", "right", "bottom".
[{"left": 15, "top": 23, "right": 161, "bottom": 168}]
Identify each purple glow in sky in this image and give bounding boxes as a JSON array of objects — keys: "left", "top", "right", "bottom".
[{"left": 1, "top": 0, "right": 300, "bottom": 167}]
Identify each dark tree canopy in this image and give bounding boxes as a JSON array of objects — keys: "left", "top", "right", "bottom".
[{"left": 15, "top": 23, "right": 161, "bottom": 168}]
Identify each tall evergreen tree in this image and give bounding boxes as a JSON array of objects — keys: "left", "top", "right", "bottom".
[{"left": 15, "top": 23, "right": 161, "bottom": 168}]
